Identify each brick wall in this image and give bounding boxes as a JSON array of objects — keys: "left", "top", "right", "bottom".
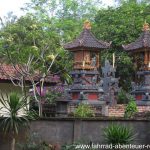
[
  {"left": 108, "top": 104, "right": 125, "bottom": 117},
  {"left": 68, "top": 103, "right": 150, "bottom": 117},
  {"left": 67, "top": 103, "right": 103, "bottom": 116},
  {"left": 108, "top": 104, "right": 150, "bottom": 117}
]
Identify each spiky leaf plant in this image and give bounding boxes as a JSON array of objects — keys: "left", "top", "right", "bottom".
[
  {"left": 104, "top": 124, "right": 136, "bottom": 145},
  {"left": 0, "top": 92, "right": 31, "bottom": 150}
]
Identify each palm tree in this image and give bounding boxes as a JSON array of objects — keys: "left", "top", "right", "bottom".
[{"left": 0, "top": 92, "right": 31, "bottom": 150}]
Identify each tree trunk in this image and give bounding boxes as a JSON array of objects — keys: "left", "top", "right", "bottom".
[
  {"left": 11, "top": 137, "right": 15, "bottom": 150},
  {"left": 38, "top": 101, "right": 43, "bottom": 117}
]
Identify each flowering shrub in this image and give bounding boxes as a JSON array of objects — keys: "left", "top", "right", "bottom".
[{"left": 31, "top": 85, "right": 64, "bottom": 104}]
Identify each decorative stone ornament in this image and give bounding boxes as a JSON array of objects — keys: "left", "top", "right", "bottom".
[
  {"left": 101, "top": 59, "right": 119, "bottom": 106},
  {"left": 83, "top": 20, "right": 91, "bottom": 30},
  {"left": 142, "top": 21, "right": 150, "bottom": 31}
]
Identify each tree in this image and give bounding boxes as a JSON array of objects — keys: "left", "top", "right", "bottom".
[
  {"left": 0, "top": 0, "right": 102, "bottom": 104},
  {"left": 23, "top": 0, "right": 101, "bottom": 20},
  {"left": 22, "top": 0, "right": 102, "bottom": 43},
  {"left": 0, "top": 15, "right": 63, "bottom": 117},
  {"left": 94, "top": 0, "right": 150, "bottom": 90},
  {"left": 0, "top": 92, "right": 32, "bottom": 150}
]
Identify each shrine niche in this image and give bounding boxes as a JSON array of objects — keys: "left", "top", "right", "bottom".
[
  {"left": 123, "top": 21, "right": 150, "bottom": 105},
  {"left": 73, "top": 51, "right": 99, "bottom": 70},
  {"left": 64, "top": 20, "right": 111, "bottom": 107}
]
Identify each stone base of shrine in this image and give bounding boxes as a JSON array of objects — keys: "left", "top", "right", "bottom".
[
  {"left": 131, "top": 90, "right": 150, "bottom": 105},
  {"left": 136, "top": 100, "right": 150, "bottom": 106},
  {"left": 131, "top": 71, "right": 150, "bottom": 104}
]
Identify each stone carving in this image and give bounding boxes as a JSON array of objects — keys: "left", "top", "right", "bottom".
[
  {"left": 131, "top": 81, "right": 140, "bottom": 91},
  {"left": 101, "top": 59, "right": 119, "bottom": 106},
  {"left": 80, "top": 91, "right": 86, "bottom": 100},
  {"left": 84, "top": 54, "right": 90, "bottom": 62},
  {"left": 91, "top": 56, "right": 97, "bottom": 67},
  {"left": 92, "top": 75, "right": 97, "bottom": 85}
]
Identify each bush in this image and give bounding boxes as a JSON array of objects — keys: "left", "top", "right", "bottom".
[
  {"left": 117, "top": 89, "right": 129, "bottom": 104},
  {"left": 104, "top": 124, "right": 136, "bottom": 145},
  {"left": 124, "top": 97, "right": 138, "bottom": 118},
  {"left": 17, "top": 132, "right": 54, "bottom": 150},
  {"left": 74, "top": 103, "right": 95, "bottom": 118},
  {"left": 62, "top": 141, "right": 95, "bottom": 150},
  {"left": 61, "top": 143, "right": 77, "bottom": 150}
]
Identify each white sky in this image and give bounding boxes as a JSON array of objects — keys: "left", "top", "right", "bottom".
[{"left": 0, "top": 0, "right": 114, "bottom": 18}]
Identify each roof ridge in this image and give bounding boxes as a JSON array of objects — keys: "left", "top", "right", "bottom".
[
  {"left": 64, "top": 28, "right": 111, "bottom": 50},
  {"left": 123, "top": 30, "right": 150, "bottom": 51}
]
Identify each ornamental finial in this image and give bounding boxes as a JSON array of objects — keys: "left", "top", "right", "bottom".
[
  {"left": 83, "top": 20, "right": 91, "bottom": 30},
  {"left": 142, "top": 20, "right": 150, "bottom": 31}
]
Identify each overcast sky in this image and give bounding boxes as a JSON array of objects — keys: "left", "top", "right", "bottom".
[{"left": 0, "top": 0, "right": 114, "bottom": 18}]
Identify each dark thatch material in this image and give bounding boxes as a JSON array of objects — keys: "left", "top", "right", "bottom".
[
  {"left": 123, "top": 23, "right": 150, "bottom": 51},
  {"left": 64, "top": 28, "right": 111, "bottom": 51}
]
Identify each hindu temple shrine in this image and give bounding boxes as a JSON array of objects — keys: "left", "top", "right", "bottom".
[
  {"left": 64, "top": 21, "right": 111, "bottom": 106},
  {"left": 123, "top": 22, "right": 150, "bottom": 105}
]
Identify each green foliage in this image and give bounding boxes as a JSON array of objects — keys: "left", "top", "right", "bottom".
[
  {"left": 94, "top": 1, "right": 150, "bottom": 47},
  {"left": 74, "top": 103, "right": 94, "bottom": 118},
  {"left": 0, "top": 92, "right": 34, "bottom": 150},
  {"left": 104, "top": 124, "right": 136, "bottom": 145},
  {"left": 1, "top": 0, "right": 150, "bottom": 91},
  {"left": 117, "top": 89, "right": 129, "bottom": 104},
  {"left": 0, "top": 14, "right": 73, "bottom": 84},
  {"left": 61, "top": 143, "right": 77, "bottom": 150},
  {"left": 17, "top": 132, "right": 54, "bottom": 150},
  {"left": 1, "top": 15, "right": 59, "bottom": 62},
  {"left": 124, "top": 98, "right": 138, "bottom": 118},
  {"left": 94, "top": 1, "right": 150, "bottom": 91},
  {"left": 62, "top": 141, "right": 95, "bottom": 150},
  {"left": 46, "top": 92, "right": 62, "bottom": 104},
  {"left": 0, "top": 92, "right": 30, "bottom": 135}
]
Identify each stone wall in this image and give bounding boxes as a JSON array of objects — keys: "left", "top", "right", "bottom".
[
  {"left": 1, "top": 119, "right": 150, "bottom": 150},
  {"left": 30, "top": 119, "right": 150, "bottom": 145}
]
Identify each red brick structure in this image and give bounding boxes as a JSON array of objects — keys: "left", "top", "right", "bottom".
[{"left": 108, "top": 104, "right": 150, "bottom": 117}]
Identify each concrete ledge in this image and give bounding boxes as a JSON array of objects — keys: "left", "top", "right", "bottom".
[{"left": 33, "top": 117, "right": 150, "bottom": 121}]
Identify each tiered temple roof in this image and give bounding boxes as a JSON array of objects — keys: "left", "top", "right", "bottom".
[
  {"left": 64, "top": 21, "right": 111, "bottom": 51},
  {"left": 122, "top": 22, "right": 150, "bottom": 51}
]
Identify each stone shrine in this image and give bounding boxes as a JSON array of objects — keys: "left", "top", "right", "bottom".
[
  {"left": 64, "top": 21, "right": 111, "bottom": 107},
  {"left": 123, "top": 22, "right": 150, "bottom": 105}
]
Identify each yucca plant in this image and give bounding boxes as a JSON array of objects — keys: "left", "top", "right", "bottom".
[
  {"left": 104, "top": 124, "right": 136, "bottom": 145},
  {"left": 0, "top": 92, "right": 31, "bottom": 150}
]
